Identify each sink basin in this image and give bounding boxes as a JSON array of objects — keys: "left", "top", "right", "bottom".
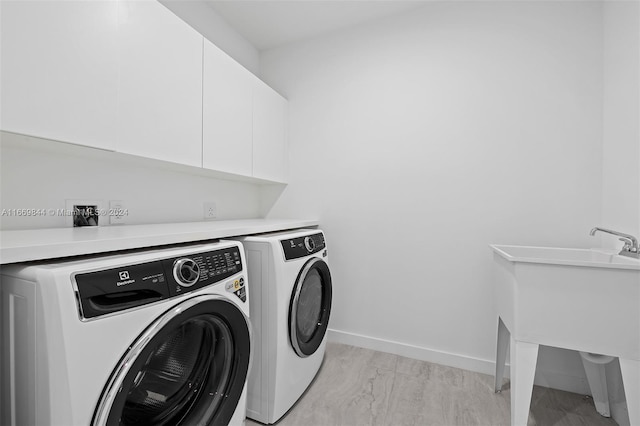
[
  {"left": 491, "top": 244, "right": 640, "bottom": 270},
  {"left": 490, "top": 244, "right": 640, "bottom": 356}
]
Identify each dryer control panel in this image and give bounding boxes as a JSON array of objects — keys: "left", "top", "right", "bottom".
[
  {"left": 281, "top": 233, "right": 326, "bottom": 260},
  {"left": 73, "top": 246, "right": 244, "bottom": 320}
]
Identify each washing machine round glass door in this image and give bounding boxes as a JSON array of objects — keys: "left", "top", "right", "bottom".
[
  {"left": 92, "top": 295, "right": 250, "bottom": 426},
  {"left": 289, "top": 257, "right": 332, "bottom": 357}
]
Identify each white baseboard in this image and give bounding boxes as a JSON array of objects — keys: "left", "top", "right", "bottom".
[
  {"left": 534, "top": 370, "right": 590, "bottom": 395},
  {"left": 327, "top": 328, "right": 590, "bottom": 395},
  {"left": 327, "top": 328, "right": 498, "bottom": 377}
]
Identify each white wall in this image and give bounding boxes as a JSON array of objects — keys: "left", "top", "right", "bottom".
[
  {"left": 601, "top": 3, "right": 639, "bottom": 424},
  {"left": 260, "top": 1, "right": 604, "bottom": 382},
  {"left": 159, "top": 0, "right": 260, "bottom": 75},
  {"left": 601, "top": 1, "right": 640, "bottom": 245},
  {"left": 0, "top": 132, "right": 262, "bottom": 230}
]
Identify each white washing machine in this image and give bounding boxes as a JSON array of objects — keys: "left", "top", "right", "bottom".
[
  {"left": 232, "top": 229, "right": 332, "bottom": 424},
  {"left": 0, "top": 241, "right": 251, "bottom": 426}
]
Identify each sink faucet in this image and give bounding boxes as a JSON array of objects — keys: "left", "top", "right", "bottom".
[{"left": 590, "top": 227, "right": 640, "bottom": 259}]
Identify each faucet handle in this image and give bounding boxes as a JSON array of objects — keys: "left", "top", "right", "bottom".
[{"left": 619, "top": 237, "right": 634, "bottom": 251}]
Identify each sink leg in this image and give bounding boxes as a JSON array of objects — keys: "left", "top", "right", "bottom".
[
  {"left": 510, "top": 339, "right": 538, "bottom": 426},
  {"left": 619, "top": 358, "right": 639, "bottom": 426},
  {"left": 495, "top": 317, "right": 510, "bottom": 393}
]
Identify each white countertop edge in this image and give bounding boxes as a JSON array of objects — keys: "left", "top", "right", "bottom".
[
  {"left": 0, "top": 218, "right": 319, "bottom": 264},
  {"left": 490, "top": 244, "right": 640, "bottom": 271}
]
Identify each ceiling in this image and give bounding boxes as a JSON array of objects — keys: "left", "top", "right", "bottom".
[{"left": 203, "top": 1, "right": 429, "bottom": 51}]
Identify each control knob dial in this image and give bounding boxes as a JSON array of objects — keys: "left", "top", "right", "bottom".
[
  {"left": 173, "top": 258, "right": 200, "bottom": 287},
  {"left": 304, "top": 236, "right": 315, "bottom": 252}
]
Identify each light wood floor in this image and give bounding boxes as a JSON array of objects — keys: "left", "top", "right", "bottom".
[{"left": 247, "top": 342, "right": 618, "bottom": 426}]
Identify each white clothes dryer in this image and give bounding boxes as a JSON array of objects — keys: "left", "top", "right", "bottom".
[
  {"left": 232, "top": 229, "right": 332, "bottom": 424},
  {"left": 0, "top": 241, "right": 251, "bottom": 426}
]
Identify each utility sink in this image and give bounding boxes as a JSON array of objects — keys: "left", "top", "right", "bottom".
[{"left": 490, "top": 244, "right": 639, "bottom": 425}]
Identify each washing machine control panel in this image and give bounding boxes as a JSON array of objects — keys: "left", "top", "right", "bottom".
[
  {"left": 166, "top": 247, "right": 242, "bottom": 292},
  {"left": 281, "top": 233, "right": 326, "bottom": 260},
  {"left": 73, "top": 245, "right": 244, "bottom": 320}
]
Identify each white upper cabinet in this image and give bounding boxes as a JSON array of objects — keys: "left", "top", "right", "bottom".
[
  {"left": 252, "top": 81, "right": 288, "bottom": 183},
  {"left": 0, "top": 0, "right": 119, "bottom": 150},
  {"left": 116, "top": 0, "right": 203, "bottom": 167},
  {"left": 1, "top": 0, "right": 287, "bottom": 182},
  {"left": 202, "top": 40, "right": 253, "bottom": 176},
  {"left": 203, "top": 40, "right": 288, "bottom": 183}
]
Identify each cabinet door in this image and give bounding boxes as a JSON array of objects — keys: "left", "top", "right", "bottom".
[
  {"left": 0, "top": 0, "right": 118, "bottom": 150},
  {"left": 117, "top": 0, "right": 203, "bottom": 167},
  {"left": 202, "top": 41, "right": 253, "bottom": 176},
  {"left": 252, "top": 82, "right": 288, "bottom": 183}
]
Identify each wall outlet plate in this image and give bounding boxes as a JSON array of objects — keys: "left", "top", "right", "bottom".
[
  {"left": 204, "top": 202, "right": 217, "bottom": 220},
  {"left": 65, "top": 199, "right": 103, "bottom": 227},
  {"left": 109, "top": 200, "right": 127, "bottom": 225}
]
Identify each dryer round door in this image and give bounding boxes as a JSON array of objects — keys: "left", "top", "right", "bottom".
[
  {"left": 92, "top": 295, "right": 250, "bottom": 426},
  {"left": 289, "top": 257, "right": 332, "bottom": 358}
]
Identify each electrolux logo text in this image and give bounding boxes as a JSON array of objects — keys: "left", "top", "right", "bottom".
[{"left": 117, "top": 270, "right": 135, "bottom": 287}]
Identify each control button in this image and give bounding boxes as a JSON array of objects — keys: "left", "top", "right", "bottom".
[{"left": 235, "top": 287, "right": 247, "bottom": 302}]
